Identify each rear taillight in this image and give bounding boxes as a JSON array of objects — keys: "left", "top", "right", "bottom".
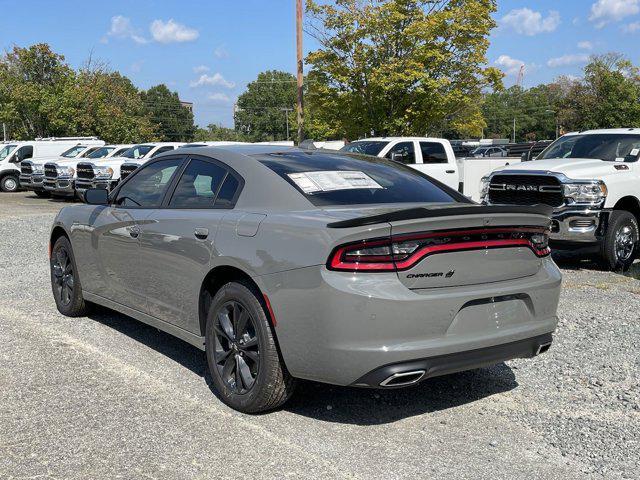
[{"left": 327, "top": 227, "right": 550, "bottom": 272}]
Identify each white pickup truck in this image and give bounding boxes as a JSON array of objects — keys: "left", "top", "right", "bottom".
[
  {"left": 482, "top": 129, "right": 640, "bottom": 270},
  {"left": 340, "top": 137, "right": 459, "bottom": 190}
]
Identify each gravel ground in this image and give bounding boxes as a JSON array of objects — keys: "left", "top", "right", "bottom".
[{"left": 0, "top": 192, "right": 638, "bottom": 479}]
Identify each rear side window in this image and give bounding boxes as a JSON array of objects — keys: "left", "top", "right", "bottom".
[
  {"left": 385, "top": 142, "right": 415, "bottom": 164},
  {"left": 215, "top": 175, "right": 240, "bottom": 208},
  {"left": 419, "top": 142, "right": 448, "bottom": 164},
  {"left": 169, "top": 159, "right": 227, "bottom": 208},
  {"left": 259, "top": 152, "right": 461, "bottom": 206}
]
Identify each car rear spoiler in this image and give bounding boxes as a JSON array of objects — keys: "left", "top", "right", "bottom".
[{"left": 326, "top": 205, "right": 553, "bottom": 229}]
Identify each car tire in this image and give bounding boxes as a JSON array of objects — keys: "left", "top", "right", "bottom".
[
  {"left": 600, "top": 210, "right": 639, "bottom": 271},
  {"left": 50, "top": 236, "right": 89, "bottom": 317},
  {"left": 0, "top": 174, "right": 19, "bottom": 192},
  {"left": 34, "top": 190, "right": 50, "bottom": 198},
  {"left": 205, "top": 281, "right": 295, "bottom": 413}
]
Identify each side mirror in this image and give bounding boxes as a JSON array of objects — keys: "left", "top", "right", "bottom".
[{"left": 84, "top": 188, "right": 109, "bottom": 205}]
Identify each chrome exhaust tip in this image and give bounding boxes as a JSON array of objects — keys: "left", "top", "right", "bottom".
[
  {"left": 535, "top": 342, "right": 552, "bottom": 356},
  {"left": 379, "top": 370, "right": 426, "bottom": 387}
]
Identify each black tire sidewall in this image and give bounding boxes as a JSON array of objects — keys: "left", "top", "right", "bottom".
[
  {"left": 50, "top": 236, "right": 86, "bottom": 316},
  {"left": 205, "top": 282, "right": 279, "bottom": 413},
  {"left": 602, "top": 211, "right": 638, "bottom": 270},
  {"left": 1, "top": 175, "right": 19, "bottom": 192}
]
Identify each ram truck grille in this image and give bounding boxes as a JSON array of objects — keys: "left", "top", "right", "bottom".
[
  {"left": 120, "top": 164, "right": 138, "bottom": 181},
  {"left": 21, "top": 164, "right": 33, "bottom": 175},
  {"left": 76, "top": 163, "right": 95, "bottom": 180},
  {"left": 44, "top": 164, "right": 58, "bottom": 179},
  {"left": 489, "top": 174, "right": 564, "bottom": 208}
]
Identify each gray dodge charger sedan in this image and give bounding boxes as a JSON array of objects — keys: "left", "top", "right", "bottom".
[{"left": 49, "top": 145, "right": 561, "bottom": 413}]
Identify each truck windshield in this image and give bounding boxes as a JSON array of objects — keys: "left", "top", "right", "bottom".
[
  {"left": 538, "top": 134, "right": 640, "bottom": 162},
  {"left": 0, "top": 144, "right": 17, "bottom": 160},
  {"left": 340, "top": 141, "right": 389, "bottom": 156},
  {"left": 61, "top": 145, "right": 88, "bottom": 158},
  {"left": 86, "top": 146, "right": 115, "bottom": 159},
  {"left": 122, "top": 145, "right": 154, "bottom": 159}
]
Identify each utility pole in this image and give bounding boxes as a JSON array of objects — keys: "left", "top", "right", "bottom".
[
  {"left": 512, "top": 117, "right": 516, "bottom": 143},
  {"left": 2, "top": 123, "right": 6, "bottom": 141},
  {"left": 296, "top": 0, "right": 304, "bottom": 145}
]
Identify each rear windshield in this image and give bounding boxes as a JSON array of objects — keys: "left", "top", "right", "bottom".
[
  {"left": 259, "top": 152, "right": 462, "bottom": 206},
  {"left": 340, "top": 141, "right": 389, "bottom": 156}
]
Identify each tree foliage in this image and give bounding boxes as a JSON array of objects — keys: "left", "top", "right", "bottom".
[
  {"left": 195, "top": 123, "right": 247, "bottom": 142},
  {"left": 234, "top": 70, "right": 297, "bottom": 141},
  {"left": 141, "top": 84, "right": 195, "bottom": 142},
  {"left": 304, "top": 0, "right": 503, "bottom": 140}
]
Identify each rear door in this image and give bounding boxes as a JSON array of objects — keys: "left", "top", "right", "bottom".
[
  {"left": 389, "top": 209, "right": 548, "bottom": 290},
  {"left": 413, "top": 141, "right": 459, "bottom": 190},
  {"left": 138, "top": 155, "right": 242, "bottom": 333}
]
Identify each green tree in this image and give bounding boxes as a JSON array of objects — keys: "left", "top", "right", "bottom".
[
  {"left": 141, "top": 84, "right": 195, "bottom": 142},
  {"left": 305, "top": 0, "right": 502, "bottom": 140},
  {"left": 0, "top": 43, "right": 77, "bottom": 139},
  {"left": 195, "top": 123, "right": 247, "bottom": 141},
  {"left": 234, "top": 70, "right": 296, "bottom": 141},
  {"left": 559, "top": 54, "right": 640, "bottom": 132}
]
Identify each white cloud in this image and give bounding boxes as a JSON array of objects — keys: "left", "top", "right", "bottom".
[
  {"left": 214, "top": 45, "right": 229, "bottom": 58},
  {"left": 150, "top": 19, "right": 199, "bottom": 43},
  {"left": 207, "top": 93, "right": 231, "bottom": 103},
  {"left": 501, "top": 8, "right": 561, "bottom": 35},
  {"left": 547, "top": 54, "right": 590, "bottom": 68},
  {"left": 623, "top": 20, "right": 640, "bottom": 31},
  {"left": 193, "top": 65, "right": 210, "bottom": 73},
  {"left": 589, "top": 0, "right": 639, "bottom": 28},
  {"left": 190, "top": 73, "right": 235, "bottom": 89},
  {"left": 578, "top": 40, "right": 593, "bottom": 50},
  {"left": 495, "top": 55, "right": 526, "bottom": 76},
  {"left": 106, "top": 15, "right": 148, "bottom": 44}
]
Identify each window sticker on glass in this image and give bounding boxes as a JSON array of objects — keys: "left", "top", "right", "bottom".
[{"left": 287, "top": 171, "right": 384, "bottom": 193}]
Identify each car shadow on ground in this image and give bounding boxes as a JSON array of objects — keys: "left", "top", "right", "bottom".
[
  {"left": 88, "top": 307, "right": 518, "bottom": 425},
  {"left": 552, "top": 251, "right": 640, "bottom": 280}
]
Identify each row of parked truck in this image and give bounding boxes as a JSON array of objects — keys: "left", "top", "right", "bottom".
[{"left": 2, "top": 129, "right": 640, "bottom": 271}]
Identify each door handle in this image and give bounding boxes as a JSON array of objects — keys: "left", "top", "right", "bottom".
[
  {"left": 194, "top": 227, "right": 209, "bottom": 240},
  {"left": 127, "top": 225, "right": 141, "bottom": 238},
  {"left": 446, "top": 170, "right": 455, "bottom": 174}
]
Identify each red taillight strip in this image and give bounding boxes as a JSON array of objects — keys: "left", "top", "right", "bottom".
[{"left": 327, "top": 226, "right": 550, "bottom": 272}]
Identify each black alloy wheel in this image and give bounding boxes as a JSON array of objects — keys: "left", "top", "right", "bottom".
[
  {"left": 52, "top": 245, "right": 75, "bottom": 307},
  {"left": 213, "top": 300, "right": 260, "bottom": 394}
]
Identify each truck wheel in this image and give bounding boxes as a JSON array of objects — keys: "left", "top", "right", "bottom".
[
  {"left": 50, "top": 236, "right": 89, "bottom": 317},
  {"left": 0, "top": 175, "right": 19, "bottom": 192},
  {"left": 205, "top": 281, "right": 295, "bottom": 413},
  {"left": 600, "top": 210, "right": 639, "bottom": 271},
  {"left": 34, "top": 190, "right": 50, "bottom": 198}
]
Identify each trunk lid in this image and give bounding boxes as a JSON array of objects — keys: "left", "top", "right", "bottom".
[{"left": 388, "top": 206, "right": 548, "bottom": 289}]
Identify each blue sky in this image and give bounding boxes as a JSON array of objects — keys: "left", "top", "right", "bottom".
[{"left": 1, "top": 0, "right": 639, "bottom": 127}]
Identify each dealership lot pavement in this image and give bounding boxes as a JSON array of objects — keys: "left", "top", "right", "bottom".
[{"left": 1, "top": 192, "right": 638, "bottom": 480}]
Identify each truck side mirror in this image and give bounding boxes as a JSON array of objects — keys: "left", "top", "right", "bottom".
[{"left": 390, "top": 152, "right": 403, "bottom": 163}]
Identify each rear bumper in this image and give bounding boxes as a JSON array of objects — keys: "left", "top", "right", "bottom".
[
  {"left": 258, "top": 257, "right": 561, "bottom": 386},
  {"left": 353, "top": 333, "right": 552, "bottom": 387}
]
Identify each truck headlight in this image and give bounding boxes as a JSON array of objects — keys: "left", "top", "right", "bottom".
[
  {"left": 33, "top": 165, "right": 44, "bottom": 174},
  {"left": 95, "top": 167, "right": 113, "bottom": 178},
  {"left": 58, "top": 166, "right": 75, "bottom": 176},
  {"left": 563, "top": 181, "right": 607, "bottom": 204},
  {"left": 480, "top": 176, "right": 490, "bottom": 202}
]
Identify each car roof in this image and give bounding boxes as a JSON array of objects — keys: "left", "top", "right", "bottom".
[
  {"left": 564, "top": 128, "right": 640, "bottom": 136},
  {"left": 350, "top": 137, "right": 448, "bottom": 142}
]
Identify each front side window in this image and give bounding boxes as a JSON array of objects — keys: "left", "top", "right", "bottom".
[
  {"left": 538, "top": 134, "right": 640, "bottom": 162},
  {"left": 385, "top": 142, "right": 416, "bottom": 164},
  {"left": 419, "top": 142, "right": 448, "bottom": 164},
  {"left": 169, "top": 159, "right": 228, "bottom": 208},
  {"left": 340, "top": 141, "right": 389, "bottom": 156},
  {"left": 259, "top": 151, "right": 462, "bottom": 207},
  {"left": 60, "top": 145, "right": 87, "bottom": 158},
  {"left": 114, "top": 158, "right": 183, "bottom": 207},
  {"left": 122, "top": 145, "right": 154, "bottom": 159},
  {"left": 15, "top": 145, "right": 33, "bottom": 162},
  {"left": 110, "top": 147, "right": 129, "bottom": 157}
]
